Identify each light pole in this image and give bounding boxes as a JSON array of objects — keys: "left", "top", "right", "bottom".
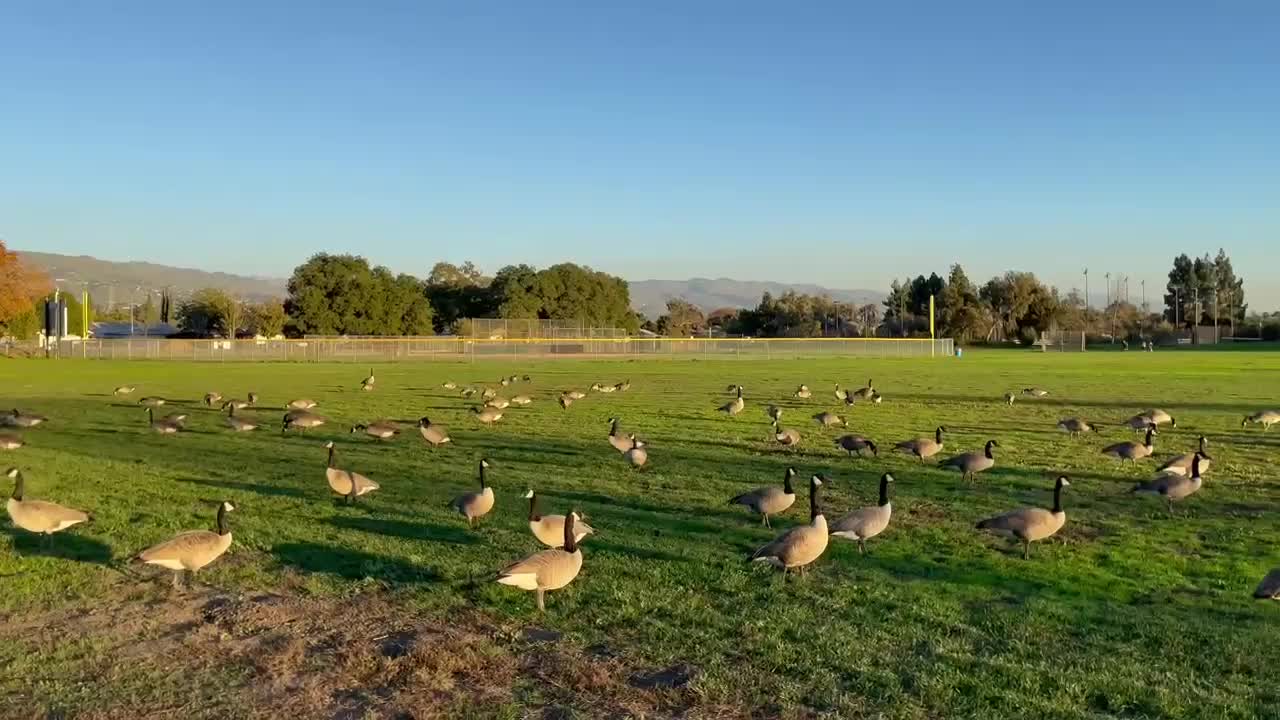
[{"left": 1083, "top": 268, "right": 1089, "bottom": 311}]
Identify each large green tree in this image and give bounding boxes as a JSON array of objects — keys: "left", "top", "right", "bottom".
[
  {"left": 1212, "top": 248, "right": 1246, "bottom": 329},
  {"left": 938, "top": 264, "right": 986, "bottom": 341},
  {"left": 178, "top": 288, "right": 240, "bottom": 337},
  {"left": 424, "top": 261, "right": 494, "bottom": 332},
  {"left": 284, "top": 253, "right": 434, "bottom": 336}
]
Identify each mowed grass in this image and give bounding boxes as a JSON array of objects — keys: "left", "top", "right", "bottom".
[{"left": 2, "top": 351, "right": 1279, "bottom": 718}]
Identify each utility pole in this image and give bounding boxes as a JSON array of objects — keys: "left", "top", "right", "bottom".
[
  {"left": 1083, "top": 268, "right": 1089, "bottom": 311},
  {"left": 1140, "top": 279, "right": 1146, "bottom": 335}
]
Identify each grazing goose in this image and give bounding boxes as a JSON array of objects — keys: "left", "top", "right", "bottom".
[
  {"left": 481, "top": 387, "right": 498, "bottom": 401},
  {"left": 729, "top": 467, "right": 797, "bottom": 528},
  {"left": 1157, "top": 436, "right": 1211, "bottom": 476},
  {"left": 869, "top": 392, "right": 883, "bottom": 405},
  {"left": 835, "top": 434, "right": 877, "bottom": 457},
  {"left": 851, "top": 379, "right": 875, "bottom": 400},
  {"left": 163, "top": 412, "right": 190, "bottom": 425},
  {"left": 1056, "top": 418, "right": 1099, "bottom": 437},
  {"left": 594, "top": 383, "right": 617, "bottom": 394},
  {"left": 285, "top": 398, "right": 318, "bottom": 410},
  {"left": 718, "top": 386, "right": 745, "bottom": 416},
  {"left": 360, "top": 367, "right": 376, "bottom": 391},
  {"left": 814, "top": 411, "right": 847, "bottom": 428},
  {"left": 5, "top": 409, "right": 47, "bottom": 428},
  {"left": 6, "top": 467, "right": 90, "bottom": 542},
  {"left": 1004, "top": 392, "right": 1016, "bottom": 406},
  {"left": 417, "top": 417, "right": 452, "bottom": 447},
  {"left": 1102, "top": 427, "right": 1157, "bottom": 462},
  {"left": 751, "top": 474, "right": 829, "bottom": 575},
  {"left": 137, "top": 397, "right": 167, "bottom": 407},
  {"left": 794, "top": 384, "right": 812, "bottom": 399},
  {"left": 485, "top": 397, "right": 511, "bottom": 410},
  {"left": 460, "top": 387, "right": 477, "bottom": 398},
  {"left": 522, "top": 375, "right": 533, "bottom": 383},
  {"left": 225, "top": 405, "right": 258, "bottom": 432},
  {"left": 1242, "top": 410, "right": 1280, "bottom": 430},
  {"left": 525, "top": 490, "right": 594, "bottom": 547},
  {"left": 351, "top": 421, "right": 399, "bottom": 440},
  {"left": 451, "top": 459, "right": 495, "bottom": 528},
  {"left": 498, "top": 509, "right": 584, "bottom": 611},
  {"left": 607, "top": 418, "right": 633, "bottom": 453},
  {"left": 113, "top": 385, "right": 136, "bottom": 396},
  {"left": 558, "top": 395, "right": 574, "bottom": 410},
  {"left": 843, "top": 392, "right": 860, "bottom": 407},
  {"left": 767, "top": 405, "right": 783, "bottom": 423},
  {"left": 976, "top": 475, "right": 1070, "bottom": 559},
  {"left": 1131, "top": 452, "right": 1205, "bottom": 514},
  {"left": 442, "top": 381, "right": 458, "bottom": 390},
  {"left": 500, "top": 377, "right": 512, "bottom": 387},
  {"left": 1127, "top": 409, "right": 1176, "bottom": 432},
  {"left": 939, "top": 440, "right": 1000, "bottom": 481},
  {"left": 565, "top": 390, "right": 587, "bottom": 401},
  {"left": 895, "top": 426, "right": 946, "bottom": 462},
  {"left": 135, "top": 501, "right": 235, "bottom": 588},
  {"left": 323, "top": 441, "right": 379, "bottom": 503},
  {"left": 1255, "top": 569, "right": 1280, "bottom": 600},
  {"left": 146, "top": 408, "right": 182, "bottom": 435},
  {"left": 472, "top": 406, "right": 504, "bottom": 426},
  {"left": 0, "top": 433, "right": 23, "bottom": 450},
  {"left": 222, "top": 398, "right": 252, "bottom": 411},
  {"left": 247, "top": 392, "right": 259, "bottom": 406},
  {"left": 509, "top": 375, "right": 520, "bottom": 385},
  {"left": 834, "top": 384, "right": 848, "bottom": 402},
  {"left": 203, "top": 392, "right": 223, "bottom": 407},
  {"left": 623, "top": 437, "right": 648, "bottom": 469},
  {"left": 614, "top": 379, "right": 631, "bottom": 392},
  {"left": 282, "top": 410, "right": 326, "bottom": 434},
  {"left": 510, "top": 395, "right": 533, "bottom": 406},
  {"left": 1021, "top": 388, "right": 1049, "bottom": 397},
  {"left": 830, "top": 473, "right": 894, "bottom": 554},
  {"left": 771, "top": 419, "right": 801, "bottom": 447}
]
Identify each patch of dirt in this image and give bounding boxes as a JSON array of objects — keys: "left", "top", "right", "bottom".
[{"left": 0, "top": 582, "right": 716, "bottom": 719}]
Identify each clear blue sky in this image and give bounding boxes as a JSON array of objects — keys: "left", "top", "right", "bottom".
[{"left": 2, "top": 1, "right": 1277, "bottom": 309}]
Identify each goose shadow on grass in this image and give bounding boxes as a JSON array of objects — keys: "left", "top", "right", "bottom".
[
  {"left": 176, "top": 477, "right": 309, "bottom": 499},
  {"left": 2, "top": 527, "right": 114, "bottom": 565},
  {"left": 271, "top": 541, "right": 442, "bottom": 584},
  {"left": 325, "top": 515, "right": 479, "bottom": 545}
]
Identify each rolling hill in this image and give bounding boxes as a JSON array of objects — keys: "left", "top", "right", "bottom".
[{"left": 628, "top": 277, "right": 883, "bottom": 316}]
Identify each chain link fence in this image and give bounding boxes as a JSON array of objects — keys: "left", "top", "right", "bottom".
[{"left": 40, "top": 337, "right": 954, "bottom": 362}]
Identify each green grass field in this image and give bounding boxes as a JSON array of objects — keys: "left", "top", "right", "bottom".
[{"left": 2, "top": 351, "right": 1279, "bottom": 719}]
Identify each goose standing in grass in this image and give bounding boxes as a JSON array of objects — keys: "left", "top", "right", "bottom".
[
  {"left": 976, "top": 475, "right": 1069, "bottom": 559},
  {"left": 137, "top": 397, "right": 167, "bottom": 408},
  {"left": 472, "top": 406, "right": 504, "bottom": 426},
  {"left": 794, "top": 384, "right": 812, "bottom": 399},
  {"left": 481, "top": 387, "right": 498, "bottom": 401},
  {"left": 510, "top": 395, "right": 533, "bottom": 406},
  {"left": 485, "top": 397, "right": 511, "bottom": 410},
  {"left": 1131, "top": 452, "right": 1206, "bottom": 515},
  {"left": 500, "top": 377, "right": 512, "bottom": 387},
  {"left": 417, "top": 417, "right": 452, "bottom": 447},
  {"left": 525, "top": 490, "right": 594, "bottom": 547},
  {"left": 134, "top": 501, "right": 235, "bottom": 588},
  {"left": 751, "top": 474, "right": 829, "bottom": 576},
  {"left": 203, "top": 392, "right": 223, "bottom": 407},
  {"left": 1157, "top": 436, "right": 1211, "bottom": 476},
  {"left": 6, "top": 468, "right": 90, "bottom": 545},
  {"left": 851, "top": 379, "right": 875, "bottom": 401},
  {"left": 1255, "top": 569, "right": 1280, "bottom": 600},
  {"left": 614, "top": 380, "right": 631, "bottom": 392},
  {"left": 830, "top": 473, "right": 894, "bottom": 554},
  {"left": 607, "top": 418, "right": 633, "bottom": 453},
  {"left": 729, "top": 467, "right": 797, "bottom": 528},
  {"left": 5, "top": 409, "right": 47, "bottom": 428},
  {"left": 0, "top": 433, "right": 23, "bottom": 450},
  {"left": 1102, "top": 427, "right": 1157, "bottom": 462},
  {"left": 834, "top": 434, "right": 877, "bottom": 457},
  {"left": 360, "top": 367, "right": 376, "bottom": 391},
  {"left": 718, "top": 385, "right": 745, "bottom": 416},
  {"left": 564, "top": 390, "right": 587, "bottom": 401},
  {"left": 623, "top": 437, "right": 648, "bottom": 469},
  {"left": 834, "top": 384, "right": 848, "bottom": 402},
  {"left": 163, "top": 412, "right": 190, "bottom": 425},
  {"left": 939, "top": 440, "right": 999, "bottom": 481},
  {"left": 813, "top": 411, "right": 847, "bottom": 429},
  {"left": 1123, "top": 414, "right": 1157, "bottom": 432},
  {"left": 222, "top": 398, "right": 252, "bottom": 412},
  {"left": 497, "top": 508, "right": 584, "bottom": 612},
  {"left": 895, "top": 426, "right": 946, "bottom": 462},
  {"left": 442, "top": 381, "right": 458, "bottom": 390},
  {"left": 285, "top": 398, "right": 318, "bottom": 411},
  {"left": 1128, "top": 409, "right": 1176, "bottom": 432},
  {"left": 225, "top": 405, "right": 258, "bottom": 432},
  {"left": 1242, "top": 410, "right": 1280, "bottom": 430},
  {"left": 351, "top": 421, "right": 399, "bottom": 440},
  {"left": 1021, "top": 387, "right": 1049, "bottom": 397},
  {"left": 282, "top": 410, "right": 326, "bottom": 434},
  {"left": 323, "top": 442, "right": 379, "bottom": 503},
  {"left": 1056, "top": 418, "right": 1099, "bottom": 438},
  {"left": 558, "top": 395, "right": 574, "bottom": 410},
  {"left": 1004, "top": 392, "right": 1016, "bottom": 406},
  {"left": 113, "top": 385, "right": 136, "bottom": 396},
  {"left": 460, "top": 387, "right": 477, "bottom": 398},
  {"left": 451, "top": 459, "right": 495, "bottom": 528},
  {"left": 146, "top": 408, "right": 182, "bottom": 435},
  {"left": 771, "top": 419, "right": 801, "bottom": 447}
]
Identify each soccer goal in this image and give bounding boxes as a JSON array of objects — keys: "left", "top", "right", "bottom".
[{"left": 1036, "top": 330, "right": 1086, "bottom": 351}]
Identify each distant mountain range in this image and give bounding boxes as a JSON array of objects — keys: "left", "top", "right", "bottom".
[{"left": 19, "top": 251, "right": 884, "bottom": 315}]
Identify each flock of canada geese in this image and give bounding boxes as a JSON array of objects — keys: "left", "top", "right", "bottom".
[{"left": 3, "top": 369, "right": 1280, "bottom": 612}]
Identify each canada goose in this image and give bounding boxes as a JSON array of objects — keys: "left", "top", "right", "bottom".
[
  {"left": 5, "top": 409, "right": 47, "bottom": 428},
  {"left": 497, "top": 508, "right": 584, "bottom": 611},
  {"left": 895, "top": 426, "right": 946, "bottom": 462},
  {"left": 351, "top": 421, "right": 399, "bottom": 440},
  {"left": 751, "top": 474, "right": 829, "bottom": 575},
  {"left": 510, "top": 395, "right": 533, "bottom": 406},
  {"left": 813, "top": 411, "right": 847, "bottom": 428},
  {"left": 225, "top": 404, "right": 258, "bottom": 432},
  {"left": 442, "top": 381, "right": 458, "bottom": 390},
  {"left": 137, "top": 397, "right": 166, "bottom": 407},
  {"left": 525, "top": 490, "right": 594, "bottom": 547},
  {"left": 843, "top": 392, "right": 860, "bottom": 407},
  {"left": 1021, "top": 388, "right": 1049, "bottom": 397},
  {"left": 1102, "top": 427, "right": 1157, "bottom": 462},
  {"left": 472, "top": 406, "right": 504, "bottom": 426},
  {"left": 285, "top": 398, "right": 318, "bottom": 410},
  {"left": 1255, "top": 569, "right": 1280, "bottom": 600},
  {"left": 247, "top": 392, "right": 259, "bottom": 406},
  {"left": 1157, "top": 436, "right": 1211, "bottom": 476},
  {"left": 831, "top": 473, "right": 894, "bottom": 554},
  {"left": 222, "top": 398, "right": 252, "bottom": 411},
  {"left": 834, "top": 384, "right": 848, "bottom": 402},
  {"left": 508, "top": 374, "right": 520, "bottom": 384},
  {"left": 1123, "top": 414, "right": 1157, "bottom": 432},
  {"left": 1242, "top": 410, "right": 1280, "bottom": 430},
  {"left": 607, "top": 418, "right": 632, "bottom": 453},
  {"left": 146, "top": 408, "right": 182, "bottom": 434},
  {"left": 451, "top": 459, "right": 495, "bottom": 528},
  {"left": 565, "top": 390, "right": 587, "bottom": 400},
  {"left": 360, "top": 367, "right": 376, "bottom": 391},
  {"left": 614, "top": 380, "right": 631, "bottom": 392},
  {"left": 113, "top": 385, "right": 136, "bottom": 396},
  {"left": 976, "top": 475, "right": 1069, "bottom": 559},
  {"left": 500, "top": 377, "right": 512, "bottom": 387},
  {"left": 460, "top": 387, "right": 477, "bottom": 398},
  {"left": 522, "top": 375, "right": 532, "bottom": 382},
  {"left": 417, "top": 417, "right": 452, "bottom": 446},
  {"left": 1004, "top": 393, "right": 1015, "bottom": 406},
  {"left": 851, "top": 379, "right": 875, "bottom": 400},
  {"left": 1131, "top": 452, "right": 1206, "bottom": 514},
  {"left": 767, "top": 405, "right": 783, "bottom": 423},
  {"left": 594, "top": 383, "right": 617, "bottom": 394},
  {"left": 794, "top": 384, "right": 812, "bottom": 399},
  {"left": 162, "top": 412, "right": 190, "bottom": 425},
  {"left": 1056, "top": 418, "right": 1099, "bottom": 437},
  {"left": 323, "top": 441, "right": 379, "bottom": 502},
  {"left": 729, "top": 467, "right": 797, "bottom": 528},
  {"left": 135, "top": 501, "right": 235, "bottom": 588},
  {"left": 558, "top": 395, "right": 574, "bottom": 410},
  {"left": 834, "top": 434, "right": 877, "bottom": 457},
  {"left": 869, "top": 392, "right": 883, "bottom": 405},
  {"left": 624, "top": 437, "right": 648, "bottom": 469},
  {"left": 718, "top": 386, "right": 745, "bottom": 416},
  {"left": 725, "top": 383, "right": 740, "bottom": 393},
  {"left": 485, "top": 397, "right": 511, "bottom": 410},
  {"left": 6, "top": 468, "right": 89, "bottom": 543},
  {"left": 939, "top": 440, "right": 999, "bottom": 481},
  {"left": 282, "top": 410, "right": 326, "bottom": 434},
  {"left": 0, "top": 433, "right": 23, "bottom": 451},
  {"left": 1129, "top": 409, "right": 1176, "bottom": 432},
  {"left": 771, "top": 419, "right": 801, "bottom": 447},
  {"left": 203, "top": 392, "right": 223, "bottom": 407}
]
